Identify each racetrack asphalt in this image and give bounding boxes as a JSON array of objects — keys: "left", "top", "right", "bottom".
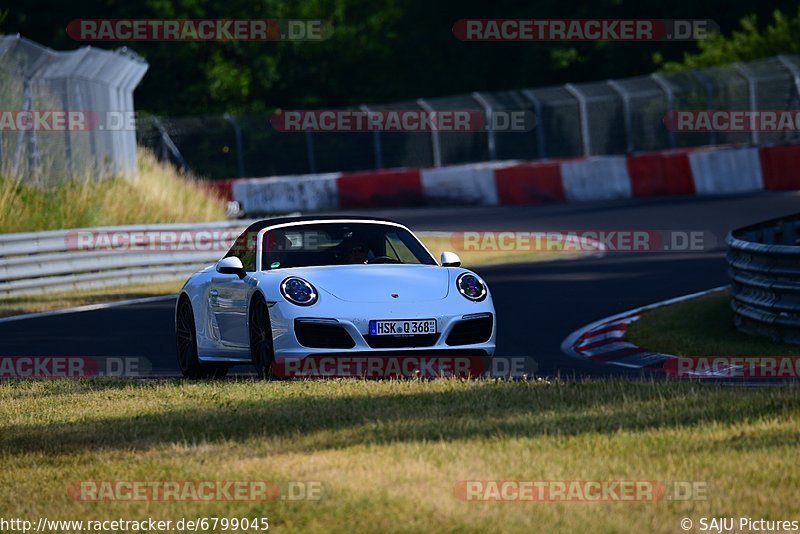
[{"left": 1, "top": 191, "right": 797, "bottom": 378}]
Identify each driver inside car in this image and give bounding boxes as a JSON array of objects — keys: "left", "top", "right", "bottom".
[{"left": 343, "top": 239, "right": 370, "bottom": 264}]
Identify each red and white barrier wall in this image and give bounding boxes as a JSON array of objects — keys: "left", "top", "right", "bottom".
[{"left": 218, "top": 142, "right": 800, "bottom": 214}]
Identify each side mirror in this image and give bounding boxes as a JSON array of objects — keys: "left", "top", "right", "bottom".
[
  {"left": 216, "top": 256, "right": 246, "bottom": 279},
  {"left": 440, "top": 251, "right": 462, "bottom": 267}
]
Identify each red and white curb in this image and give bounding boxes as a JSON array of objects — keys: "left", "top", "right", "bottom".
[
  {"left": 211, "top": 141, "right": 800, "bottom": 214},
  {"left": 560, "top": 286, "right": 727, "bottom": 373}
]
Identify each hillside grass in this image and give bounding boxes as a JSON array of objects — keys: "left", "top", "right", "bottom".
[{"left": 0, "top": 149, "right": 227, "bottom": 233}]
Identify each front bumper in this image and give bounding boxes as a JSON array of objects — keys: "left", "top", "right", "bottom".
[{"left": 268, "top": 297, "right": 496, "bottom": 374}]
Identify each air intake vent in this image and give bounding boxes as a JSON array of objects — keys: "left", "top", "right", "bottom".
[
  {"left": 446, "top": 315, "right": 493, "bottom": 346},
  {"left": 294, "top": 320, "right": 356, "bottom": 349}
]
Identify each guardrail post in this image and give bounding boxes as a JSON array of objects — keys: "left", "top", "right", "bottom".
[
  {"left": 417, "top": 98, "right": 442, "bottom": 167},
  {"left": 564, "top": 83, "right": 591, "bottom": 157},
  {"left": 471, "top": 91, "right": 496, "bottom": 161}
]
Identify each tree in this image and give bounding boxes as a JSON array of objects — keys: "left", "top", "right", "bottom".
[{"left": 662, "top": 7, "right": 800, "bottom": 70}]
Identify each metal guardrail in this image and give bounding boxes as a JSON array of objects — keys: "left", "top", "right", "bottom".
[
  {"left": 726, "top": 213, "right": 800, "bottom": 345},
  {"left": 0, "top": 220, "right": 252, "bottom": 298},
  {"left": 0, "top": 221, "right": 455, "bottom": 299}
]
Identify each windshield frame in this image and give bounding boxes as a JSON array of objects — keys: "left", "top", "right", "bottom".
[{"left": 255, "top": 219, "right": 437, "bottom": 271}]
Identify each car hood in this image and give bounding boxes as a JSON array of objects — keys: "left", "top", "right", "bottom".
[{"left": 283, "top": 264, "right": 449, "bottom": 303}]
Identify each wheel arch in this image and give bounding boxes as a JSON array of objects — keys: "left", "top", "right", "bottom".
[{"left": 248, "top": 288, "right": 270, "bottom": 327}]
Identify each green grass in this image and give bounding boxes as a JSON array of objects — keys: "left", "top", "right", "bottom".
[
  {"left": 0, "top": 379, "right": 799, "bottom": 532},
  {"left": 627, "top": 291, "right": 800, "bottom": 357}
]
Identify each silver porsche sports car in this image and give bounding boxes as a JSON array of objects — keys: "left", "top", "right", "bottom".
[{"left": 176, "top": 216, "right": 496, "bottom": 378}]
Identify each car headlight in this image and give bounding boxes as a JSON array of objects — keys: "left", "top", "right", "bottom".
[
  {"left": 456, "top": 273, "right": 487, "bottom": 302},
  {"left": 280, "top": 277, "right": 318, "bottom": 306}
]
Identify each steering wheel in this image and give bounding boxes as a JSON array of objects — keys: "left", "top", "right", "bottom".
[{"left": 366, "top": 255, "right": 401, "bottom": 264}]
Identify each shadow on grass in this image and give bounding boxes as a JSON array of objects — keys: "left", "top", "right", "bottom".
[{"left": 1, "top": 380, "right": 799, "bottom": 455}]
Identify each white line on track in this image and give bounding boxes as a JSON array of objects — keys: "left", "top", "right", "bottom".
[{"left": 0, "top": 294, "right": 177, "bottom": 324}]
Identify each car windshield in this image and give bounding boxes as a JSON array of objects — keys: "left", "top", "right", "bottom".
[{"left": 261, "top": 222, "right": 437, "bottom": 270}]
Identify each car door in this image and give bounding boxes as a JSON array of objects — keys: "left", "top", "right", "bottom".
[
  {"left": 208, "top": 273, "right": 250, "bottom": 347},
  {"left": 209, "top": 230, "right": 258, "bottom": 348}
]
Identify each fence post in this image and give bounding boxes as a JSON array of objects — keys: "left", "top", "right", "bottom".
[
  {"left": 361, "top": 104, "right": 383, "bottom": 169},
  {"left": 777, "top": 55, "right": 800, "bottom": 96},
  {"left": 564, "top": 83, "right": 591, "bottom": 157},
  {"left": 12, "top": 78, "right": 33, "bottom": 178},
  {"left": 305, "top": 129, "right": 317, "bottom": 174},
  {"left": 471, "top": 91, "right": 496, "bottom": 161},
  {"left": 71, "top": 84, "right": 99, "bottom": 175},
  {"left": 152, "top": 117, "right": 189, "bottom": 171},
  {"left": 777, "top": 55, "right": 800, "bottom": 141},
  {"left": 223, "top": 113, "right": 246, "bottom": 177},
  {"left": 61, "top": 78, "right": 74, "bottom": 178},
  {"left": 416, "top": 98, "right": 442, "bottom": 167},
  {"left": 520, "top": 89, "right": 546, "bottom": 158},
  {"left": 606, "top": 80, "right": 633, "bottom": 153},
  {"left": 734, "top": 62, "right": 759, "bottom": 145},
  {"left": 651, "top": 73, "right": 677, "bottom": 148},
  {"left": 691, "top": 70, "right": 717, "bottom": 146}
]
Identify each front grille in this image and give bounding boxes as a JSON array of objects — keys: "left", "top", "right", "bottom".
[
  {"left": 294, "top": 320, "right": 355, "bottom": 349},
  {"left": 364, "top": 333, "right": 440, "bottom": 348},
  {"left": 446, "top": 315, "right": 494, "bottom": 346}
]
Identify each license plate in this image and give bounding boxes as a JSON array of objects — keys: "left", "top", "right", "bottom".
[{"left": 369, "top": 319, "right": 437, "bottom": 336}]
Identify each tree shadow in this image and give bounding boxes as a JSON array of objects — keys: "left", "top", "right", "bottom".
[{"left": 2, "top": 381, "right": 798, "bottom": 455}]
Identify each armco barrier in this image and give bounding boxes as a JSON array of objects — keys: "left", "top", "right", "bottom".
[
  {"left": 224, "top": 141, "right": 800, "bottom": 215},
  {"left": 0, "top": 222, "right": 451, "bottom": 299},
  {"left": 0, "top": 220, "right": 251, "bottom": 298},
  {"left": 727, "top": 214, "right": 800, "bottom": 345}
]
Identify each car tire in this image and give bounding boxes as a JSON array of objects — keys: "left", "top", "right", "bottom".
[
  {"left": 176, "top": 296, "right": 229, "bottom": 379},
  {"left": 249, "top": 293, "right": 275, "bottom": 379}
]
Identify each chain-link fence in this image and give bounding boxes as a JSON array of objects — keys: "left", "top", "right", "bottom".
[
  {"left": 0, "top": 35, "right": 148, "bottom": 184},
  {"left": 138, "top": 55, "right": 800, "bottom": 180}
]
